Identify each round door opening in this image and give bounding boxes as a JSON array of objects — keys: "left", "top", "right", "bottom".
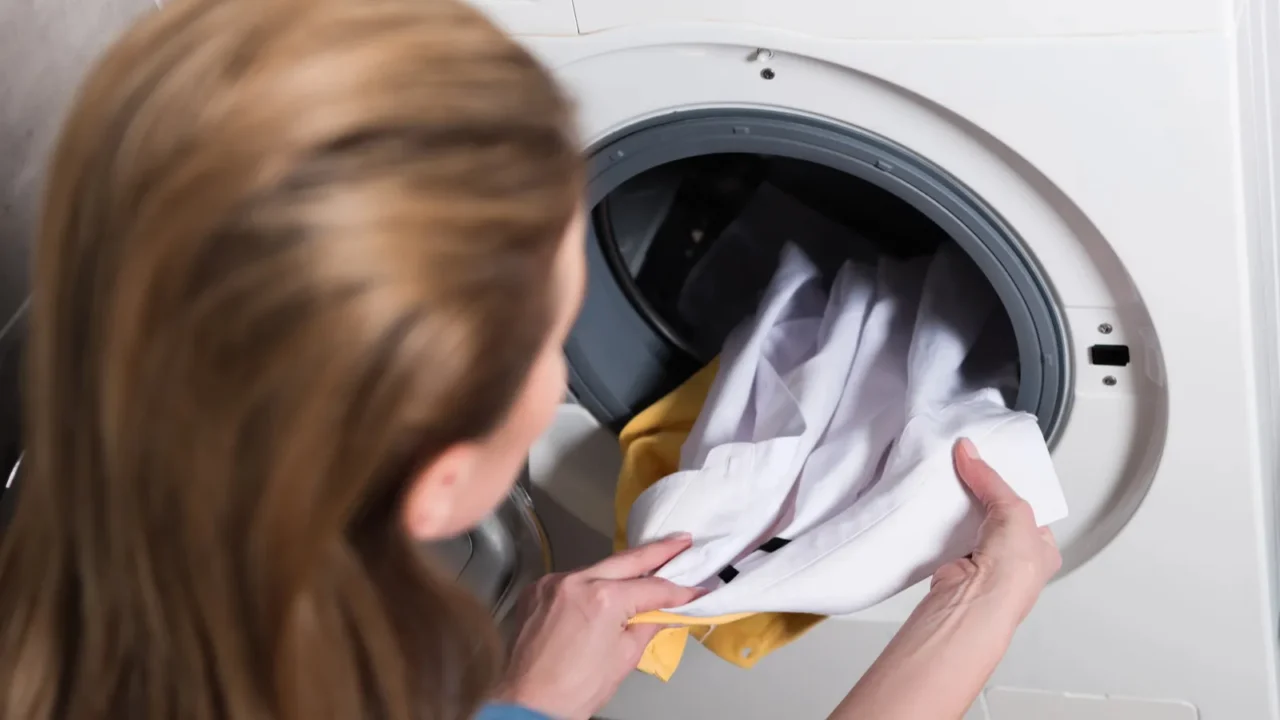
[{"left": 566, "top": 111, "right": 1068, "bottom": 441}]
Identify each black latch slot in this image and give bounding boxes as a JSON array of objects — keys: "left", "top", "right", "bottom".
[{"left": 1089, "top": 344, "right": 1131, "bottom": 367}]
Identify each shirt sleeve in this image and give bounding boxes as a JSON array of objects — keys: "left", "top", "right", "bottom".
[{"left": 474, "top": 703, "right": 552, "bottom": 720}]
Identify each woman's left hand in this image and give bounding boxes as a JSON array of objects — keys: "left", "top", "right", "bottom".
[{"left": 497, "top": 535, "right": 700, "bottom": 720}]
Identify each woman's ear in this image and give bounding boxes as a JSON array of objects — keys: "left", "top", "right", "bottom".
[{"left": 402, "top": 443, "right": 480, "bottom": 540}]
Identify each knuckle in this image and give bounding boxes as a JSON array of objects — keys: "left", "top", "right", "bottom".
[
  {"left": 587, "top": 583, "right": 615, "bottom": 609},
  {"left": 999, "top": 498, "right": 1035, "bottom": 523},
  {"left": 556, "top": 573, "right": 584, "bottom": 596},
  {"left": 1045, "top": 545, "right": 1064, "bottom": 573},
  {"left": 533, "top": 575, "right": 556, "bottom": 593}
]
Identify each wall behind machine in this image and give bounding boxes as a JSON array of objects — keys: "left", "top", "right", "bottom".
[{"left": 0, "top": 0, "right": 156, "bottom": 316}]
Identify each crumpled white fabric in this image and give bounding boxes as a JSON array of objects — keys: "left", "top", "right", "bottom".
[{"left": 626, "top": 243, "right": 1068, "bottom": 618}]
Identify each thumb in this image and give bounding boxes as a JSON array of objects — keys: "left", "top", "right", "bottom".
[{"left": 953, "top": 438, "right": 1021, "bottom": 510}]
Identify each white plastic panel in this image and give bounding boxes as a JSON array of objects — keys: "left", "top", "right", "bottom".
[
  {"left": 1235, "top": 0, "right": 1280, "bottom": 632},
  {"left": 986, "top": 688, "right": 1198, "bottom": 720},
  {"left": 464, "top": 0, "right": 577, "bottom": 36},
  {"left": 573, "top": 0, "right": 1227, "bottom": 40},
  {"left": 527, "top": 404, "right": 618, "bottom": 538}
]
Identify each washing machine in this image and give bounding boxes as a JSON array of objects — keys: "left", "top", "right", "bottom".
[{"left": 471, "top": 1, "right": 1280, "bottom": 718}]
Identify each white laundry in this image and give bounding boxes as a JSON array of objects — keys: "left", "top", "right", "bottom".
[{"left": 626, "top": 243, "right": 1068, "bottom": 618}]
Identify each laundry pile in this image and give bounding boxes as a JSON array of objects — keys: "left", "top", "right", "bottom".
[{"left": 613, "top": 187, "right": 1068, "bottom": 681}]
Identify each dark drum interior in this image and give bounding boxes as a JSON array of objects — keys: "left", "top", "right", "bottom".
[
  {"left": 0, "top": 309, "right": 24, "bottom": 532},
  {"left": 587, "top": 152, "right": 1020, "bottom": 413}
]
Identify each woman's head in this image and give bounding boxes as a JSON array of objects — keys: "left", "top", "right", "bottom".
[{"left": 0, "top": 0, "right": 583, "bottom": 718}]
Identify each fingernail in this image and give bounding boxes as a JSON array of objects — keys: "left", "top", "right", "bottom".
[
  {"left": 957, "top": 438, "right": 979, "bottom": 460},
  {"left": 668, "top": 532, "right": 693, "bottom": 543}
]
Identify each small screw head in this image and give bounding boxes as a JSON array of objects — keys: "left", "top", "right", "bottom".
[
  {"left": 1098, "top": 323, "right": 1113, "bottom": 334},
  {"left": 760, "top": 68, "right": 776, "bottom": 80},
  {"left": 1103, "top": 375, "right": 1118, "bottom": 386}
]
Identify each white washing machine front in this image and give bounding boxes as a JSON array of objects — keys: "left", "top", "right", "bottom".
[
  {"left": 487, "top": 11, "right": 1280, "bottom": 720},
  {"left": 471, "top": 0, "right": 1230, "bottom": 39}
]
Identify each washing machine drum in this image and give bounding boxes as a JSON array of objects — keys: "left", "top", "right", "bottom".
[
  {"left": 0, "top": 307, "right": 24, "bottom": 533},
  {"left": 423, "top": 479, "right": 551, "bottom": 620},
  {"left": 566, "top": 111, "right": 1069, "bottom": 440}
]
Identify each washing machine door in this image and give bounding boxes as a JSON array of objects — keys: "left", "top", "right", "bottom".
[{"left": 422, "top": 474, "right": 551, "bottom": 619}]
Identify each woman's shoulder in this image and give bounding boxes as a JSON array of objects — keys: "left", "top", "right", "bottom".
[{"left": 475, "top": 703, "right": 552, "bottom": 720}]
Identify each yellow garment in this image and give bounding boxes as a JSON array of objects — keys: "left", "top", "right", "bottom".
[{"left": 615, "top": 359, "right": 825, "bottom": 681}]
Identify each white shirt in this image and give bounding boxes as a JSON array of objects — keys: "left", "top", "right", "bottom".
[{"left": 626, "top": 243, "right": 1068, "bottom": 617}]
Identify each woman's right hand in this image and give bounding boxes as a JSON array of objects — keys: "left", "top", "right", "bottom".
[
  {"left": 931, "top": 438, "right": 1062, "bottom": 625},
  {"left": 828, "top": 439, "right": 1061, "bottom": 720},
  {"left": 497, "top": 535, "right": 701, "bottom": 720}
]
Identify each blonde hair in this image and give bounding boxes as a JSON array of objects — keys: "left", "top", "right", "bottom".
[{"left": 0, "top": 0, "right": 580, "bottom": 718}]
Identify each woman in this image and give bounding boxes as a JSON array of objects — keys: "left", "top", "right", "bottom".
[{"left": 0, "top": 0, "right": 1060, "bottom": 718}]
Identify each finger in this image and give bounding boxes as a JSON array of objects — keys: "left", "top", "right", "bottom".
[
  {"left": 603, "top": 576, "right": 703, "bottom": 616},
  {"left": 953, "top": 438, "right": 1022, "bottom": 510},
  {"left": 623, "top": 621, "right": 665, "bottom": 649},
  {"left": 586, "top": 534, "right": 693, "bottom": 581}
]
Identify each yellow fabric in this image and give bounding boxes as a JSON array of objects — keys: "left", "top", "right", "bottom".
[
  {"left": 615, "top": 359, "right": 825, "bottom": 681},
  {"left": 630, "top": 610, "right": 754, "bottom": 626}
]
